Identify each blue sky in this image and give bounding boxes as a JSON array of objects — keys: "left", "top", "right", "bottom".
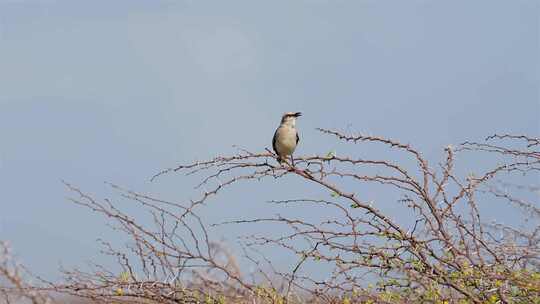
[{"left": 0, "top": 1, "right": 538, "bottom": 277}]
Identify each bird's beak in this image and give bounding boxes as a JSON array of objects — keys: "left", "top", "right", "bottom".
[{"left": 294, "top": 112, "right": 302, "bottom": 117}]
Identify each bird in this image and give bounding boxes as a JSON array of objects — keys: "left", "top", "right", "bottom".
[{"left": 272, "top": 112, "right": 302, "bottom": 165}]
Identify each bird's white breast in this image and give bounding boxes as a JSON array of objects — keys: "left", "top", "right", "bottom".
[{"left": 275, "top": 125, "right": 297, "bottom": 156}]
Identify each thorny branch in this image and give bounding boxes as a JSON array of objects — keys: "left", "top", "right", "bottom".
[{"left": 1, "top": 129, "right": 538, "bottom": 303}]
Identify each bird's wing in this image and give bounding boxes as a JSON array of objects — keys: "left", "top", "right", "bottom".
[
  {"left": 272, "top": 128, "right": 279, "bottom": 154},
  {"left": 296, "top": 130, "right": 300, "bottom": 145}
]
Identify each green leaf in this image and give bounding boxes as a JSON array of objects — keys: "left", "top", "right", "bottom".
[
  {"left": 326, "top": 150, "right": 336, "bottom": 159},
  {"left": 118, "top": 271, "right": 130, "bottom": 283}
]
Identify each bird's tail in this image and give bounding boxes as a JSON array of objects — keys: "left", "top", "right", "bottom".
[{"left": 276, "top": 156, "right": 283, "bottom": 164}]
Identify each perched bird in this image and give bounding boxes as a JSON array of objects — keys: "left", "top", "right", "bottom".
[{"left": 272, "top": 112, "right": 302, "bottom": 165}]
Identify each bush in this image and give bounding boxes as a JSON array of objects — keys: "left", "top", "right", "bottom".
[{"left": 1, "top": 130, "right": 539, "bottom": 303}]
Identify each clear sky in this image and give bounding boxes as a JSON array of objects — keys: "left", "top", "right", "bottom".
[{"left": 0, "top": 1, "right": 538, "bottom": 278}]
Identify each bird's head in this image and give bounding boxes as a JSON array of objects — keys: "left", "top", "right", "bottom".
[{"left": 280, "top": 112, "right": 302, "bottom": 126}]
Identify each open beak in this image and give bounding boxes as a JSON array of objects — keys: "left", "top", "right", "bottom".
[{"left": 294, "top": 112, "right": 302, "bottom": 117}]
